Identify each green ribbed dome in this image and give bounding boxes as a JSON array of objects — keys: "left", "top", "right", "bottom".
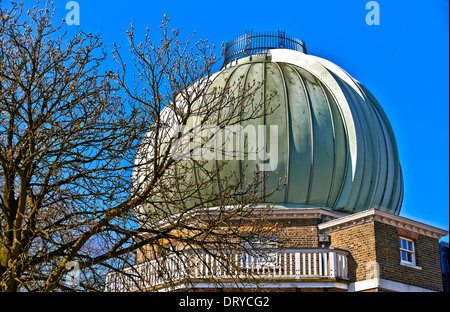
[{"left": 137, "top": 48, "right": 403, "bottom": 216}]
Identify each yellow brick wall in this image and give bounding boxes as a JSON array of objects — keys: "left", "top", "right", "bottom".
[
  {"left": 328, "top": 222, "right": 377, "bottom": 283},
  {"left": 276, "top": 218, "right": 319, "bottom": 248},
  {"left": 327, "top": 220, "right": 443, "bottom": 291},
  {"left": 373, "top": 222, "right": 443, "bottom": 292}
]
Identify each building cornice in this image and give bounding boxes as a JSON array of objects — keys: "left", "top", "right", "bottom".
[
  {"left": 262, "top": 206, "right": 343, "bottom": 221},
  {"left": 145, "top": 206, "right": 344, "bottom": 233},
  {"left": 194, "top": 205, "right": 344, "bottom": 222},
  {"left": 318, "top": 208, "right": 448, "bottom": 239}
]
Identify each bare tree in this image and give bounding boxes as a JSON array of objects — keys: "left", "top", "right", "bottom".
[{"left": 0, "top": 1, "right": 283, "bottom": 292}]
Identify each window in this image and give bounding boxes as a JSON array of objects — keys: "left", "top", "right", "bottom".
[{"left": 399, "top": 237, "right": 416, "bottom": 265}]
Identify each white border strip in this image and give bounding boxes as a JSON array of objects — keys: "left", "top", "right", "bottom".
[{"left": 348, "top": 278, "right": 436, "bottom": 292}]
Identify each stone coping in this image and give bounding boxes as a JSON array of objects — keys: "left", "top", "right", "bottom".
[{"left": 318, "top": 208, "right": 448, "bottom": 239}]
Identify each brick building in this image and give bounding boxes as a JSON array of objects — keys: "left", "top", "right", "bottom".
[
  {"left": 320, "top": 208, "right": 447, "bottom": 292},
  {"left": 105, "top": 32, "right": 448, "bottom": 292},
  {"left": 106, "top": 206, "right": 447, "bottom": 292}
]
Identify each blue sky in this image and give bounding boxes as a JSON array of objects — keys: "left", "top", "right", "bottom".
[{"left": 10, "top": 0, "right": 449, "bottom": 241}]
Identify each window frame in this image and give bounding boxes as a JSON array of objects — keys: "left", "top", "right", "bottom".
[{"left": 399, "top": 237, "right": 420, "bottom": 268}]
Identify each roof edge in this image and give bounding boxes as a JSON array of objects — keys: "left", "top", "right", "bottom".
[{"left": 318, "top": 208, "right": 448, "bottom": 239}]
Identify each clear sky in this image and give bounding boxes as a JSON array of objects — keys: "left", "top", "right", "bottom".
[{"left": 10, "top": 0, "right": 449, "bottom": 241}]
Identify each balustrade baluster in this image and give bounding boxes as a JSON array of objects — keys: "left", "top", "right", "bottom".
[
  {"left": 106, "top": 248, "right": 348, "bottom": 291},
  {"left": 289, "top": 253, "right": 293, "bottom": 276},
  {"left": 295, "top": 252, "right": 300, "bottom": 276},
  {"left": 319, "top": 252, "right": 323, "bottom": 276},
  {"left": 302, "top": 253, "right": 306, "bottom": 275},
  {"left": 278, "top": 254, "right": 282, "bottom": 277},
  {"left": 198, "top": 253, "right": 202, "bottom": 278},
  {"left": 313, "top": 252, "right": 317, "bottom": 276},
  {"left": 308, "top": 253, "right": 311, "bottom": 275},
  {"left": 329, "top": 250, "right": 336, "bottom": 277},
  {"left": 206, "top": 253, "right": 211, "bottom": 277}
]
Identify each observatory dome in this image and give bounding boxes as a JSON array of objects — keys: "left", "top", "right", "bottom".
[{"left": 138, "top": 32, "right": 403, "bottom": 216}]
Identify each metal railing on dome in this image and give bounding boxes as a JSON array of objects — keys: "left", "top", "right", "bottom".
[{"left": 222, "top": 30, "right": 307, "bottom": 68}]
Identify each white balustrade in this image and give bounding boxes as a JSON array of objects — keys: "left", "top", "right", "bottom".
[{"left": 105, "top": 248, "right": 348, "bottom": 292}]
